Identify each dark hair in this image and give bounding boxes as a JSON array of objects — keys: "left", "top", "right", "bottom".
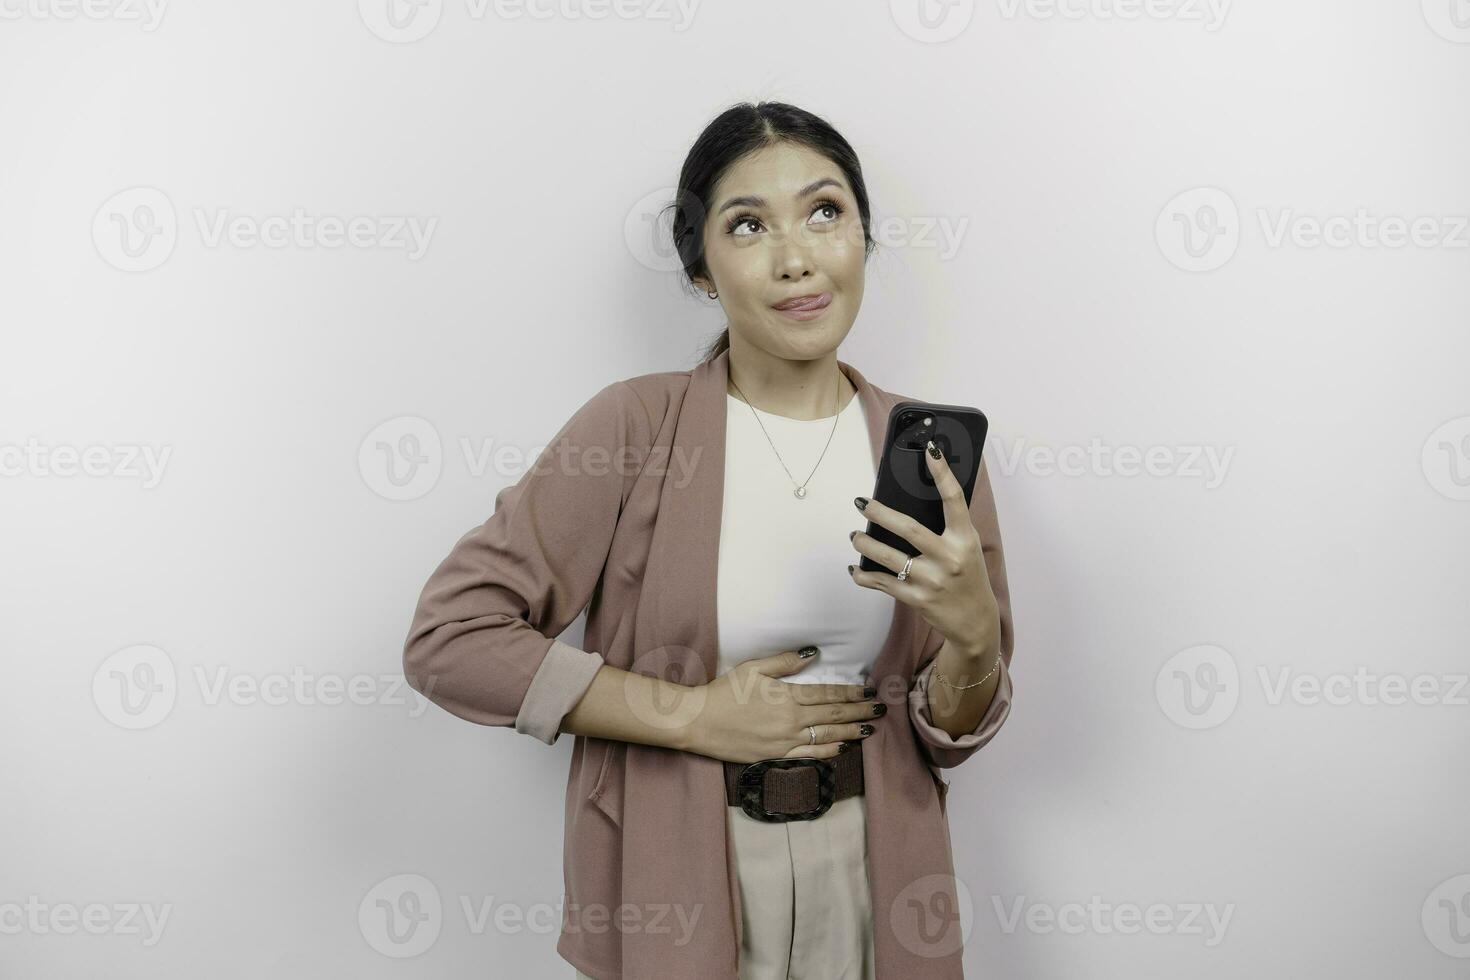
[{"left": 663, "top": 102, "right": 878, "bottom": 364}]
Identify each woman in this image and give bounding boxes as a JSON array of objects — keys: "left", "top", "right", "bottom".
[{"left": 403, "top": 101, "right": 1015, "bottom": 980}]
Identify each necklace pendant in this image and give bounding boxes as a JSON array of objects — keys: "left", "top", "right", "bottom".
[{"left": 794, "top": 486, "right": 807, "bottom": 499}]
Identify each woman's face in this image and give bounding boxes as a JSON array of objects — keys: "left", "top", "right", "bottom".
[{"left": 694, "top": 142, "right": 867, "bottom": 363}]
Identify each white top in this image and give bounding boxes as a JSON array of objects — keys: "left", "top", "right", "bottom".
[{"left": 715, "top": 390, "right": 895, "bottom": 686}]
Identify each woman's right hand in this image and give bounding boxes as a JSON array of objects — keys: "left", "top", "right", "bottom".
[{"left": 684, "top": 647, "right": 886, "bottom": 765}]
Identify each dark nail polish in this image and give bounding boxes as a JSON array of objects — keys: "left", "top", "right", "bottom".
[
  {"left": 847, "top": 564, "right": 855, "bottom": 575},
  {"left": 927, "top": 440, "right": 942, "bottom": 460},
  {"left": 873, "top": 703, "right": 887, "bottom": 716},
  {"left": 859, "top": 724, "right": 874, "bottom": 736},
  {"left": 798, "top": 645, "right": 819, "bottom": 658},
  {"left": 848, "top": 529, "right": 857, "bottom": 541},
  {"left": 862, "top": 686, "right": 876, "bottom": 699},
  {"left": 838, "top": 740, "right": 854, "bottom": 752},
  {"left": 854, "top": 496, "right": 868, "bottom": 511}
]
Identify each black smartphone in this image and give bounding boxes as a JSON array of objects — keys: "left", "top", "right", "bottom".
[{"left": 858, "top": 401, "right": 988, "bottom": 575}]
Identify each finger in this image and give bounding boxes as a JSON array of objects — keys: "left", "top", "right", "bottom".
[
  {"left": 807, "top": 724, "right": 876, "bottom": 748},
  {"left": 850, "top": 528, "right": 929, "bottom": 580},
  {"left": 925, "top": 439, "right": 971, "bottom": 537},
  {"left": 804, "top": 699, "right": 888, "bottom": 727},
  {"left": 782, "top": 741, "right": 845, "bottom": 760},
  {"left": 847, "top": 562, "right": 923, "bottom": 605},
  {"left": 786, "top": 721, "right": 872, "bottom": 751},
  {"left": 787, "top": 681, "right": 875, "bottom": 705},
  {"left": 749, "top": 647, "right": 819, "bottom": 677},
  {"left": 784, "top": 722, "right": 831, "bottom": 759},
  {"left": 854, "top": 493, "right": 942, "bottom": 557}
]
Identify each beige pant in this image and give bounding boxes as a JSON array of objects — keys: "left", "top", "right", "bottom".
[{"left": 574, "top": 795, "right": 875, "bottom": 980}]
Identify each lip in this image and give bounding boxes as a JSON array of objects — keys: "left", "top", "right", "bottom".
[{"left": 771, "top": 292, "right": 832, "bottom": 317}]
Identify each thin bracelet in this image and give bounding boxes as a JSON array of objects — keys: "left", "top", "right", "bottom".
[{"left": 934, "top": 653, "right": 1001, "bottom": 691}]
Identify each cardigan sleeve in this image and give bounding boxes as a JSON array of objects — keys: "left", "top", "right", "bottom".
[
  {"left": 402, "top": 381, "right": 645, "bottom": 745},
  {"left": 906, "top": 454, "right": 1016, "bottom": 769}
]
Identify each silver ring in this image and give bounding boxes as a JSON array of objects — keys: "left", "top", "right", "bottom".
[
  {"left": 807, "top": 725, "right": 818, "bottom": 745},
  {"left": 896, "top": 556, "right": 915, "bottom": 581}
]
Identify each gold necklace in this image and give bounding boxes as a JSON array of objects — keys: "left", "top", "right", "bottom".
[{"left": 729, "top": 372, "right": 844, "bottom": 500}]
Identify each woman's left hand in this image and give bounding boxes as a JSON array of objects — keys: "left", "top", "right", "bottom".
[{"left": 847, "top": 439, "right": 1000, "bottom": 658}]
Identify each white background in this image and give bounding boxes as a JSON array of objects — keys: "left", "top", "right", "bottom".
[{"left": 2, "top": 0, "right": 1468, "bottom": 977}]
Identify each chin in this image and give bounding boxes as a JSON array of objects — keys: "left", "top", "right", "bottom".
[{"left": 779, "top": 327, "right": 850, "bottom": 359}]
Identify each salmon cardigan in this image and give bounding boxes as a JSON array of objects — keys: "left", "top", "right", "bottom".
[{"left": 402, "top": 347, "right": 1016, "bottom": 979}]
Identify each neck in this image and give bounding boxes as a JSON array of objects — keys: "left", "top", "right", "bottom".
[{"left": 725, "top": 342, "right": 856, "bottom": 422}]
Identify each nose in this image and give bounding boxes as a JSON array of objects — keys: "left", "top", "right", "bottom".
[{"left": 773, "top": 238, "right": 815, "bottom": 282}]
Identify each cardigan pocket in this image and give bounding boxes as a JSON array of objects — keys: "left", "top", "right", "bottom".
[{"left": 587, "top": 739, "right": 625, "bottom": 828}]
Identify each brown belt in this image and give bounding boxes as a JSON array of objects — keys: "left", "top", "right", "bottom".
[{"left": 723, "top": 741, "right": 864, "bottom": 822}]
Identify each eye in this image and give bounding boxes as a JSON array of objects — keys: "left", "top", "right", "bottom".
[
  {"left": 726, "top": 214, "right": 761, "bottom": 236},
  {"left": 723, "top": 198, "right": 847, "bottom": 237},
  {"left": 809, "top": 198, "right": 845, "bottom": 226}
]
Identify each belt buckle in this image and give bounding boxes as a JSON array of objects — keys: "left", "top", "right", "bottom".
[{"left": 736, "top": 757, "right": 836, "bottom": 822}]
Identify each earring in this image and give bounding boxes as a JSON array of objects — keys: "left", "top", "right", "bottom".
[{"left": 706, "top": 289, "right": 718, "bottom": 299}]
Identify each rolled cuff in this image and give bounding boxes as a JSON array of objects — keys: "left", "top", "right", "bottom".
[
  {"left": 514, "top": 638, "right": 605, "bottom": 745},
  {"left": 908, "top": 654, "right": 1013, "bottom": 769}
]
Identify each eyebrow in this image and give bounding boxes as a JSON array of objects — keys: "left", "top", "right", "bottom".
[{"left": 715, "top": 177, "right": 845, "bottom": 216}]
